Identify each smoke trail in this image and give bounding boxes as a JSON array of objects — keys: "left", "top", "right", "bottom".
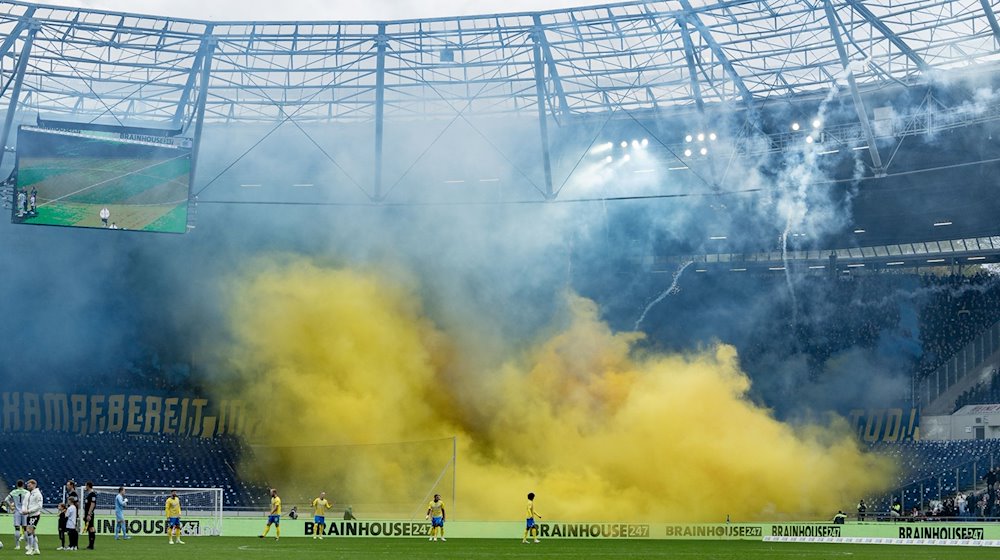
[
  {"left": 781, "top": 219, "right": 798, "bottom": 325},
  {"left": 634, "top": 260, "right": 693, "bottom": 330},
  {"left": 214, "top": 255, "right": 895, "bottom": 522},
  {"left": 775, "top": 82, "right": 844, "bottom": 326}
]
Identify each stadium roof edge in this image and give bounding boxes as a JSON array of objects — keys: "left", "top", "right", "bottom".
[{"left": 0, "top": 0, "right": 749, "bottom": 27}]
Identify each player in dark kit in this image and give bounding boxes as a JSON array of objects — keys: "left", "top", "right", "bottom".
[{"left": 84, "top": 482, "right": 98, "bottom": 549}]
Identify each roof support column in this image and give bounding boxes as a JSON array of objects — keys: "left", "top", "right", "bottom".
[
  {"left": 824, "top": 0, "right": 884, "bottom": 176},
  {"left": 173, "top": 45, "right": 208, "bottom": 129},
  {"left": 189, "top": 30, "right": 216, "bottom": 185},
  {"left": 845, "top": 0, "right": 929, "bottom": 73},
  {"left": 531, "top": 15, "right": 568, "bottom": 118},
  {"left": 532, "top": 26, "right": 554, "bottom": 200},
  {"left": 0, "top": 7, "right": 35, "bottom": 62},
  {"left": 677, "top": 0, "right": 760, "bottom": 130},
  {"left": 677, "top": 16, "right": 705, "bottom": 114},
  {"left": 373, "top": 24, "right": 387, "bottom": 202},
  {"left": 0, "top": 20, "right": 38, "bottom": 172},
  {"left": 980, "top": 0, "right": 1000, "bottom": 45}
]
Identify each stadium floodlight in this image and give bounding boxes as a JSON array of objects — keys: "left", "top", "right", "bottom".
[
  {"left": 604, "top": 155, "right": 613, "bottom": 163},
  {"left": 622, "top": 154, "right": 631, "bottom": 162},
  {"left": 812, "top": 119, "right": 822, "bottom": 129},
  {"left": 620, "top": 141, "right": 628, "bottom": 148},
  {"left": 590, "top": 142, "right": 613, "bottom": 155},
  {"left": 708, "top": 133, "right": 717, "bottom": 141},
  {"left": 791, "top": 122, "right": 800, "bottom": 131},
  {"left": 684, "top": 135, "right": 693, "bottom": 143},
  {"left": 805, "top": 136, "right": 814, "bottom": 144},
  {"left": 684, "top": 149, "right": 693, "bottom": 157},
  {"left": 631, "top": 139, "right": 640, "bottom": 149},
  {"left": 641, "top": 138, "right": 649, "bottom": 147},
  {"left": 697, "top": 133, "right": 705, "bottom": 142},
  {"left": 853, "top": 229, "right": 865, "bottom": 233},
  {"left": 933, "top": 221, "right": 953, "bottom": 226},
  {"left": 699, "top": 147, "right": 708, "bottom": 155}
]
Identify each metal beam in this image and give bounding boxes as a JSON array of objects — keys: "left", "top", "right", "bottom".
[
  {"left": 531, "top": 15, "right": 569, "bottom": 118},
  {"left": 677, "top": 16, "right": 705, "bottom": 114},
  {"left": 0, "top": 7, "right": 34, "bottom": 61},
  {"left": 824, "top": 0, "right": 884, "bottom": 176},
  {"left": 676, "top": 0, "right": 760, "bottom": 128},
  {"left": 845, "top": 0, "right": 930, "bottom": 73},
  {"left": 188, "top": 29, "right": 216, "bottom": 186},
  {"left": 373, "top": 24, "right": 387, "bottom": 202},
  {"left": 0, "top": 20, "right": 37, "bottom": 172},
  {"left": 173, "top": 47, "right": 207, "bottom": 129},
  {"left": 532, "top": 27, "right": 554, "bottom": 200},
  {"left": 981, "top": 0, "right": 1000, "bottom": 45}
]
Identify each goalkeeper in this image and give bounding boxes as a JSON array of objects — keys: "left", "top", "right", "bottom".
[{"left": 114, "top": 487, "right": 130, "bottom": 540}]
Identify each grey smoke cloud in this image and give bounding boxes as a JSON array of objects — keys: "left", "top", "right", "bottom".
[{"left": 0, "top": 61, "right": 994, "bottom": 426}]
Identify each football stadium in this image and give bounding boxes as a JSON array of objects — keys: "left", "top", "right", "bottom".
[{"left": 2, "top": 0, "right": 1000, "bottom": 557}]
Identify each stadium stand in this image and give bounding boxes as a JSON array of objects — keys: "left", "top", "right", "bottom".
[
  {"left": 917, "top": 273, "right": 1000, "bottom": 380},
  {"left": 869, "top": 439, "right": 1000, "bottom": 518},
  {"left": 0, "top": 433, "right": 267, "bottom": 508},
  {"left": 954, "top": 369, "right": 1000, "bottom": 411}
]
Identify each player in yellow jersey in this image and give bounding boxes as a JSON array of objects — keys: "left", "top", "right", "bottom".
[
  {"left": 522, "top": 492, "right": 542, "bottom": 543},
  {"left": 311, "top": 491, "right": 332, "bottom": 539},
  {"left": 259, "top": 488, "right": 281, "bottom": 541},
  {"left": 425, "top": 494, "right": 446, "bottom": 542},
  {"left": 164, "top": 490, "right": 184, "bottom": 545}
]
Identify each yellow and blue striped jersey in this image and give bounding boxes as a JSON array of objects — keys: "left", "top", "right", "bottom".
[
  {"left": 312, "top": 498, "right": 331, "bottom": 516},
  {"left": 165, "top": 496, "right": 181, "bottom": 518},
  {"left": 428, "top": 500, "right": 444, "bottom": 518}
]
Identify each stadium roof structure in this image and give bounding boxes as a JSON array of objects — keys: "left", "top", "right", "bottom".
[
  {"left": 1, "top": 0, "right": 999, "bottom": 213},
  {"left": 1, "top": 0, "right": 999, "bottom": 123}
]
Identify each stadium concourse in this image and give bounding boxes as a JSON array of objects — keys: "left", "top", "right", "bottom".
[{"left": 4, "top": 0, "right": 1000, "bottom": 544}]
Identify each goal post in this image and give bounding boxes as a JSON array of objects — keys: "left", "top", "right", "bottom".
[{"left": 69, "top": 486, "right": 223, "bottom": 536}]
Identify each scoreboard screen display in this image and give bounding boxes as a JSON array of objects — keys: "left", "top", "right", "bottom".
[{"left": 11, "top": 126, "right": 192, "bottom": 233}]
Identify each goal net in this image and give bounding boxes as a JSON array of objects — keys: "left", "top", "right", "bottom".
[{"left": 66, "top": 486, "right": 223, "bottom": 536}]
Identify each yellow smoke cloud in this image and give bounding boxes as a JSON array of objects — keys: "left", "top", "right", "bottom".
[{"left": 216, "top": 255, "right": 895, "bottom": 522}]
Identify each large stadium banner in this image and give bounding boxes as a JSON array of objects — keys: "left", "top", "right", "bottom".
[
  {"left": 0, "top": 391, "right": 256, "bottom": 438},
  {"left": 848, "top": 408, "right": 920, "bottom": 442},
  {"left": 10, "top": 126, "right": 192, "bottom": 233},
  {"left": 20, "top": 516, "right": 1000, "bottom": 545}
]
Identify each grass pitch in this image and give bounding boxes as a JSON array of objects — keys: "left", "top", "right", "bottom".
[{"left": 20, "top": 536, "right": 999, "bottom": 559}]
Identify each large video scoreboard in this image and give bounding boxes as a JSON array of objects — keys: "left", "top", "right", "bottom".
[{"left": 10, "top": 125, "right": 192, "bottom": 233}]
